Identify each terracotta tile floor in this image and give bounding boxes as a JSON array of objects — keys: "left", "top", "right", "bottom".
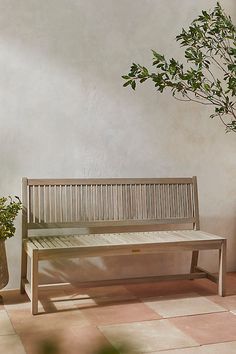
[{"left": 1, "top": 274, "right": 236, "bottom": 354}]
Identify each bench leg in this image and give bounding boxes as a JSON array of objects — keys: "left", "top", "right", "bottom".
[
  {"left": 20, "top": 248, "right": 27, "bottom": 294},
  {"left": 190, "top": 250, "right": 199, "bottom": 275},
  {"left": 31, "top": 251, "right": 39, "bottom": 315},
  {"left": 218, "top": 239, "right": 227, "bottom": 297}
]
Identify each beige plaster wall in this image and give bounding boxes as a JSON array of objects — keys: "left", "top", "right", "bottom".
[{"left": 0, "top": 0, "right": 236, "bottom": 289}]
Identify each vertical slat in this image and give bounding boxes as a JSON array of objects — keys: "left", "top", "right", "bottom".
[
  {"left": 105, "top": 184, "right": 108, "bottom": 220},
  {"left": 78, "top": 185, "right": 82, "bottom": 221},
  {"left": 184, "top": 184, "right": 188, "bottom": 218},
  {"left": 28, "top": 186, "right": 33, "bottom": 223},
  {"left": 153, "top": 184, "right": 156, "bottom": 219},
  {"left": 122, "top": 184, "right": 126, "bottom": 220},
  {"left": 68, "top": 185, "right": 72, "bottom": 222},
  {"left": 117, "top": 184, "right": 121, "bottom": 220},
  {"left": 138, "top": 184, "right": 142, "bottom": 220},
  {"left": 107, "top": 184, "right": 111, "bottom": 220},
  {"left": 134, "top": 184, "right": 137, "bottom": 219},
  {"left": 159, "top": 184, "right": 163, "bottom": 219},
  {"left": 59, "top": 185, "right": 63, "bottom": 222},
  {"left": 169, "top": 184, "right": 174, "bottom": 218},
  {"left": 127, "top": 184, "right": 131, "bottom": 219},
  {"left": 120, "top": 184, "right": 123, "bottom": 220},
  {"left": 89, "top": 184, "right": 93, "bottom": 221},
  {"left": 85, "top": 185, "right": 88, "bottom": 220},
  {"left": 187, "top": 184, "right": 192, "bottom": 218},
  {"left": 156, "top": 184, "right": 160, "bottom": 219},
  {"left": 48, "top": 186, "right": 52, "bottom": 223},
  {"left": 172, "top": 185, "right": 177, "bottom": 218},
  {"left": 99, "top": 184, "right": 103, "bottom": 220},
  {"left": 133, "top": 184, "right": 137, "bottom": 219},
  {"left": 183, "top": 184, "right": 187, "bottom": 217},
  {"left": 130, "top": 184, "right": 134, "bottom": 219},
  {"left": 116, "top": 184, "right": 119, "bottom": 220},
  {"left": 165, "top": 184, "right": 169, "bottom": 218},
  {"left": 20, "top": 177, "right": 28, "bottom": 294},
  {"left": 161, "top": 184, "right": 165, "bottom": 218},
  {"left": 179, "top": 184, "right": 184, "bottom": 218},
  {"left": 43, "top": 185, "right": 46, "bottom": 223},
  {"left": 94, "top": 184, "right": 97, "bottom": 221},
  {"left": 38, "top": 186, "right": 41, "bottom": 223},
  {"left": 176, "top": 184, "right": 180, "bottom": 218},
  {"left": 52, "top": 185, "right": 56, "bottom": 222},
  {"left": 75, "top": 185, "right": 78, "bottom": 222},
  {"left": 32, "top": 186, "right": 36, "bottom": 223},
  {"left": 64, "top": 185, "right": 68, "bottom": 222},
  {"left": 166, "top": 184, "right": 170, "bottom": 218},
  {"left": 45, "top": 186, "right": 50, "bottom": 223},
  {"left": 153, "top": 184, "right": 157, "bottom": 219},
  {"left": 80, "top": 185, "right": 84, "bottom": 221},
  {"left": 179, "top": 184, "right": 183, "bottom": 218},
  {"left": 108, "top": 184, "right": 112, "bottom": 220},
  {"left": 142, "top": 184, "right": 146, "bottom": 219},
  {"left": 34, "top": 186, "right": 39, "bottom": 223},
  {"left": 192, "top": 176, "right": 200, "bottom": 230}
]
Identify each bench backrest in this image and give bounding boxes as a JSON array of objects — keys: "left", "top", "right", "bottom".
[{"left": 22, "top": 177, "right": 200, "bottom": 238}]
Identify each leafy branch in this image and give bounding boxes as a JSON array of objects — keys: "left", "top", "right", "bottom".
[
  {"left": 0, "top": 196, "right": 22, "bottom": 241},
  {"left": 122, "top": 2, "right": 236, "bottom": 133}
]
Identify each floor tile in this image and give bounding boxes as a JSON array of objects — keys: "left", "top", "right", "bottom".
[
  {"left": 206, "top": 294, "right": 236, "bottom": 310},
  {"left": 151, "top": 340, "right": 236, "bottom": 353},
  {"left": 20, "top": 326, "right": 109, "bottom": 354},
  {"left": 19, "top": 330, "right": 63, "bottom": 354},
  {"left": 143, "top": 292, "right": 226, "bottom": 318},
  {"left": 0, "top": 309, "right": 15, "bottom": 335},
  {"left": 224, "top": 273, "right": 236, "bottom": 295},
  {"left": 2, "top": 291, "right": 30, "bottom": 310},
  {"left": 81, "top": 299, "right": 160, "bottom": 325},
  {"left": 170, "top": 312, "right": 236, "bottom": 345},
  {"left": 0, "top": 334, "right": 26, "bottom": 354},
  {"left": 99, "top": 319, "right": 198, "bottom": 352},
  {"left": 65, "top": 285, "right": 137, "bottom": 304},
  {"left": 7, "top": 306, "right": 90, "bottom": 335},
  {"left": 125, "top": 279, "right": 218, "bottom": 299},
  {"left": 61, "top": 325, "right": 110, "bottom": 354},
  {"left": 125, "top": 280, "right": 196, "bottom": 298}
]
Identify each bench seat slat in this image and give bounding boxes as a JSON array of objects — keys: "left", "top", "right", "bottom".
[{"left": 26, "top": 230, "right": 225, "bottom": 251}]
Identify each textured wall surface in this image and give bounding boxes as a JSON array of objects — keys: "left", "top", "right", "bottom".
[{"left": 0, "top": 0, "right": 236, "bottom": 288}]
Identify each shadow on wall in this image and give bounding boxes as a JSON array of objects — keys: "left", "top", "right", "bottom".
[
  {"left": 2, "top": 0, "right": 235, "bottom": 178},
  {"left": 0, "top": 0, "right": 183, "bottom": 179},
  {"left": 0, "top": 0, "right": 156, "bottom": 90}
]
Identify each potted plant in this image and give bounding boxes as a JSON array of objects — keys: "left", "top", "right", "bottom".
[
  {"left": 122, "top": 2, "right": 236, "bottom": 132},
  {"left": 0, "top": 196, "right": 21, "bottom": 289}
]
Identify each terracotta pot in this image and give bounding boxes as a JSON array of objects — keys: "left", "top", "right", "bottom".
[{"left": 0, "top": 240, "right": 9, "bottom": 289}]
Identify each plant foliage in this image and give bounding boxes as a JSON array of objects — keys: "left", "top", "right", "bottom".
[
  {"left": 0, "top": 196, "right": 22, "bottom": 241},
  {"left": 122, "top": 2, "right": 236, "bottom": 132}
]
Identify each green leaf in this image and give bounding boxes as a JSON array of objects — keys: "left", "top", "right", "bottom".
[
  {"left": 123, "top": 80, "right": 132, "bottom": 87},
  {"left": 131, "top": 81, "right": 136, "bottom": 90}
]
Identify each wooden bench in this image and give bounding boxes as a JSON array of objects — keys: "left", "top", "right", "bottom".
[{"left": 20, "top": 177, "right": 227, "bottom": 314}]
